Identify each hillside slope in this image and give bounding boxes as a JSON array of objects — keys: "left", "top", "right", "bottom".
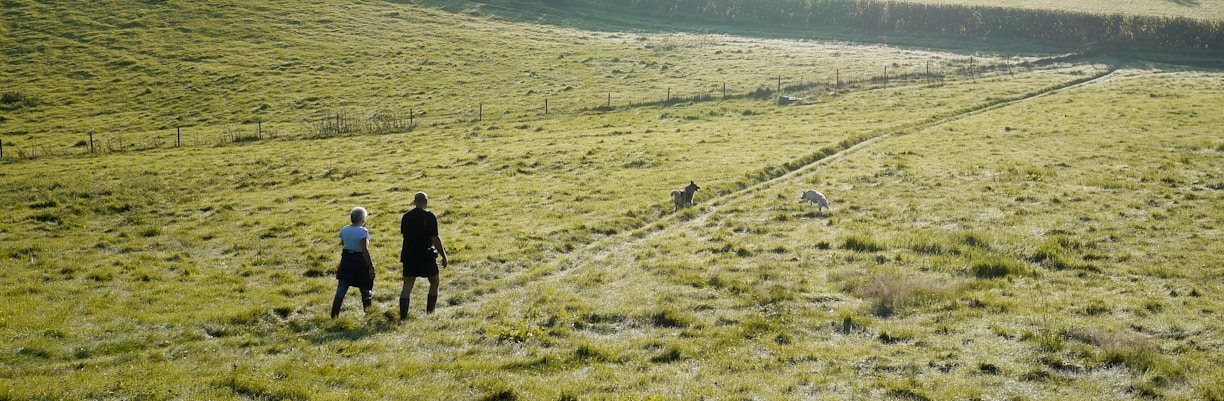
[
  {"left": 2, "top": 2, "right": 1223, "bottom": 399},
  {"left": 0, "top": 0, "right": 1096, "bottom": 155}
]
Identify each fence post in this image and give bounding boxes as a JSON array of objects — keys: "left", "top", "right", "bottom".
[
  {"left": 176, "top": 127, "right": 181, "bottom": 147},
  {"left": 479, "top": 104, "right": 483, "bottom": 121},
  {"left": 89, "top": 131, "right": 95, "bottom": 154},
  {"left": 257, "top": 119, "right": 262, "bottom": 140},
  {"left": 836, "top": 69, "right": 841, "bottom": 88},
  {"left": 883, "top": 65, "right": 888, "bottom": 89},
  {"left": 1, "top": 138, "right": 3, "bottom": 159},
  {"left": 409, "top": 108, "right": 413, "bottom": 127},
  {"left": 969, "top": 57, "right": 976, "bottom": 83},
  {"left": 545, "top": 98, "right": 549, "bottom": 114},
  {"left": 607, "top": 92, "right": 611, "bottom": 108},
  {"left": 777, "top": 76, "right": 781, "bottom": 93},
  {"left": 925, "top": 61, "right": 930, "bottom": 85},
  {"left": 723, "top": 82, "right": 726, "bottom": 98}
]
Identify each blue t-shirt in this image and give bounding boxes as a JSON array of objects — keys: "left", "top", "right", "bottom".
[{"left": 339, "top": 225, "right": 370, "bottom": 252}]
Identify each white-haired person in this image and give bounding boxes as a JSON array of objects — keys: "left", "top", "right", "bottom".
[
  {"left": 399, "top": 192, "right": 448, "bottom": 320},
  {"left": 331, "top": 207, "right": 376, "bottom": 319}
]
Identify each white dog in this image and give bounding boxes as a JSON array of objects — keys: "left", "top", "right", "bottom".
[{"left": 801, "top": 189, "right": 830, "bottom": 213}]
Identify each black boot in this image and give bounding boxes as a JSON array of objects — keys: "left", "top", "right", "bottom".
[
  {"left": 330, "top": 296, "right": 344, "bottom": 319},
  {"left": 399, "top": 297, "right": 410, "bottom": 321},
  {"left": 426, "top": 295, "right": 438, "bottom": 314}
]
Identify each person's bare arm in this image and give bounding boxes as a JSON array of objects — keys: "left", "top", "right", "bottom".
[{"left": 432, "top": 236, "right": 448, "bottom": 268}]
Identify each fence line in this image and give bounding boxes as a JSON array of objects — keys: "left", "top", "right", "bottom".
[{"left": 1, "top": 54, "right": 1065, "bottom": 162}]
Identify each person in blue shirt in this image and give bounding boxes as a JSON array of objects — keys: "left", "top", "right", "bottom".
[{"left": 331, "top": 207, "right": 376, "bottom": 319}]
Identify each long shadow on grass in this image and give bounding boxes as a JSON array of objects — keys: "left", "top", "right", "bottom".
[{"left": 301, "top": 312, "right": 401, "bottom": 344}]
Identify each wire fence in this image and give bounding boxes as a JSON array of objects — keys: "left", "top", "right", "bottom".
[{"left": 0, "top": 53, "right": 1076, "bottom": 162}]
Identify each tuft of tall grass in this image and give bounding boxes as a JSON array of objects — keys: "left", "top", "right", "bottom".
[
  {"left": 1030, "top": 235, "right": 1097, "bottom": 271},
  {"left": 739, "top": 314, "right": 788, "bottom": 341},
  {"left": 573, "top": 342, "right": 618, "bottom": 363},
  {"left": 969, "top": 255, "right": 1033, "bottom": 279},
  {"left": 905, "top": 236, "right": 960, "bottom": 256},
  {"left": 1082, "top": 330, "right": 1181, "bottom": 378},
  {"left": 649, "top": 345, "right": 684, "bottom": 364},
  {"left": 954, "top": 232, "right": 993, "bottom": 250},
  {"left": 648, "top": 307, "right": 693, "bottom": 329},
  {"left": 841, "top": 234, "right": 886, "bottom": 253},
  {"left": 478, "top": 385, "right": 521, "bottom": 401},
  {"left": 1194, "top": 367, "right": 1224, "bottom": 400},
  {"left": 902, "top": 230, "right": 991, "bottom": 256}
]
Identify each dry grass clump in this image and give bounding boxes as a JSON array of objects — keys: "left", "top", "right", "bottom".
[{"left": 850, "top": 270, "right": 960, "bottom": 317}]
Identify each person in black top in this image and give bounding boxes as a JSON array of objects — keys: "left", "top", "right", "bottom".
[{"left": 399, "top": 192, "right": 448, "bottom": 320}]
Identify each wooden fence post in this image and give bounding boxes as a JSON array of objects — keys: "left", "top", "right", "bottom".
[
  {"left": 883, "top": 65, "right": 888, "bottom": 89},
  {"left": 176, "top": 127, "right": 181, "bottom": 147},
  {"left": 836, "top": 69, "right": 841, "bottom": 88},
  {"left": 607, "top": 92, "right": 611, "bottom": 108},
  {"left": 479, "top": 104, "right": 483, "bottom": 121},
  {"left": 545, "top": 98, "right": 549, "bottom": 114},
  {"left": 777, "top": 76, "right": 781, "bottom": 93},
  {"left": 723, "top": 82, "right": 726, "bottom": 98},
  {"left": 969, "top": 57, "right": 976, "bottom": 83},
  {"left": 257, "top": 119, "right": 262, "bottom": 140},
  {"left": 1, "top": 138, "right": 4, "bottom": 159},
  {"left": 409, "top": 108, "right": 413, "bottom": 127}
]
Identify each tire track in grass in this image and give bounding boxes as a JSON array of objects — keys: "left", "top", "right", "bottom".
[{"left": 443, "top": 63, "right": 1119, "bottom": 313}]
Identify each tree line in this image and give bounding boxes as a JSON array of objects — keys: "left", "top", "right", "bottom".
[{"left": 552, "top": 0, "right": 1223, "bottom": 51}]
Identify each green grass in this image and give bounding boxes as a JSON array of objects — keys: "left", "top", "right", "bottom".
[
  {"left": 3, "top": 0, "right": 1224, "bottom": 400},
  {"left": 1, "top": 0, "right": 1064, "bottom": 155}
]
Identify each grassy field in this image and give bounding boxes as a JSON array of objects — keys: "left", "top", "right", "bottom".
[
  {"left": 3, "top": 0, "right": 1224, "bottom": 400},
  {"left": 1, "top": 0, "right": 1064, "bottom": 156}
]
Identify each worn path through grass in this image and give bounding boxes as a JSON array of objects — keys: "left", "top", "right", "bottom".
[
  {"left": 456, "top": 65, "right": 1223, "bottom": 400},
  {"left": 452, "top": 61, "right": 1119, "bottom": 306}
]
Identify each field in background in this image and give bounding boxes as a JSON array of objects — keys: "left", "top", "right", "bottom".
[
  {"left": 2, "top": 0, "right": 1224, "bottom": 400},
  {"left": 0, "top": 0, "right": 1075, "bottom": 157},
  {"left": 889, "top": 0, "right": 1224, "bottom": 20}
]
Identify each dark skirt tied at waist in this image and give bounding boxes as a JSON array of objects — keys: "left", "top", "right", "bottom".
[{"left": 337, "top": 251, "right": 374, "bottom": 290}]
